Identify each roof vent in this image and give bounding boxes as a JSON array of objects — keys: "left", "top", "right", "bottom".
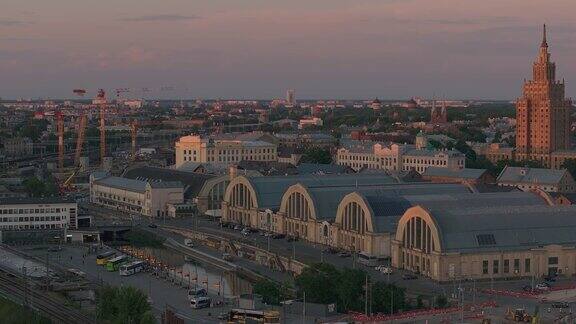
[{"left": 520, "top": 168, "right": 527, "bottom": 176}]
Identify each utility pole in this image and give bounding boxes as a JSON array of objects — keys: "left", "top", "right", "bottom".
[
  {"left": 302, "top": 291, "right": 306, "bottom": 324},
  {"left": 364, "top": 275, "right": 368, "bottom": 316}
]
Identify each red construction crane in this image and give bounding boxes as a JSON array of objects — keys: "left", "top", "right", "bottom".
[
  {"left": 96, "top": 89, "right": 107, "bottom": 166},
  {"left": 131, "top": 120, "right": 138, "bottom": 161},
  {"left": 56, "top": 111, "right": 65, "bottom": 171}
]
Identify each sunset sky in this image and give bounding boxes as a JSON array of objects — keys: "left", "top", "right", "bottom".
[{"left": 1, "top": 0, "right": 575, "bottom": 100}]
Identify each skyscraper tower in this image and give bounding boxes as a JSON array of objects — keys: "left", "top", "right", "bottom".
[
  {"left": 515, "top": 25, "right": 572, "bottom": 165},
  {"left": 286, "top": 89, "right": 296, "bottom": 105}
]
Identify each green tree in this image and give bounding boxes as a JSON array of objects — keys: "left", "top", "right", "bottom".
[
  {"left": 140, "top": 311, "right": 156, "bottom": 324},
  {"left": 253, "top": 280, "right": 290, "bottom": 305},
  {"left": 335, "top": 268, "right": 366, "bottom": 312},
  {"left": 300, "top": 148, "right": 332, "bottom": 164},
  {"left": 295, "top": 263, "right": 339, "bottom": 305},
  {"left": 371, "top": 282, "right": 406, "bottom": 314},
  {"left": 23, "top": 177, "right": 47, "bottom": 197},
  {"left": 97, "top": 285, "right": 154, "bottom": 324},
  {"left": 435, "top": 295, "right": 448, "bottom": 308}
]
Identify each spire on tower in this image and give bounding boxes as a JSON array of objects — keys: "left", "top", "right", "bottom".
[{"left": 541, "top": 24, "right": 548, "bottom": 47}]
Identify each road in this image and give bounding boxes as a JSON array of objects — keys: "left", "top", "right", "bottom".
[{"left": 83, "top": 203, "right": 576, "bottom": 322}]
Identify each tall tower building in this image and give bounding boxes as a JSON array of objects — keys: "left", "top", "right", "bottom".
[
  {"left": 430, "top": 99, "right": 447, "bottom": 124},
  {"left": 286, "top": 89, "right": 296, "bottom": 105},
  {"left": 515, "top": 25, "right": 572, "bottom": 165}
]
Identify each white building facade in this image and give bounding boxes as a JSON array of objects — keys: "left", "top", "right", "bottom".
[
  {"left": 0, "top": 198, "right": 78, "bottom": 232},
  {"left": 175, "top": 135, "right": 277, "bottom": 168}
]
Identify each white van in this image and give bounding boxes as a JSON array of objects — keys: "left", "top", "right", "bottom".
[{"left": 190, "top": 296, "right": 211, "bottom": 309}]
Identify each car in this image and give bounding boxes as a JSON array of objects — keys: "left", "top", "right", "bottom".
[
  {"left": 48, "top": 246, "right": 61, "bottom": 252},
  {"left": 522, "top": 285, "right": 534, "bottom": 292},
  {"left": 377, "top": 266, "right": 393, "bottom": 274},
  {"left": 148, "top": 223, "right": 158, "bottom": 228},
  {"left": 544, "top": 275, "right": 557, "bottom": 282},
  {"left": 286, "top": 236, "right": 299, "bottom": 242},
  {"left": 552, "top": 302, "right": 569, "bottom": 308},
  {"left": 217, "top": 312, "right": 229, "bottom": 320},
  {"left": 241, "top": 229, "right": 250, "bottom": 236},
  {"left": 272, "top": 234, "right": 286, "bottom": 239},
  {"left": 402, "top": 273, "right": 418, "bottom": 280},
  {"left": 323, "top": 247, "right": 339, "bottom": 254},
  {"left": 233, "top": 225, "right": 242, "bottom": 230},
  {"left": 535, "top": 283, "right": 550, "bottom": 291},
  {"left": 338, "top": 251, "right": 351, "bottom": 258},
  {"left": 264, "top": 232, "right": 273, "bottom": 237}
]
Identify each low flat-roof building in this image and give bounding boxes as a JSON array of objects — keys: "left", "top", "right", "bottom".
[
  {"left": 90, "top": 172, "right": 184, "bottom": 218},
  {"left": 0, "top": 198, "right": 77, "bottom": 244},
  {"left": 123, "top": 166, "right": 230, "bottom": 214},
  {"left": 497, "top": 166, "right": 576, "bottom": 193},
  {"left": 422, "top": 167, "right": 494, "bottom": 184}
]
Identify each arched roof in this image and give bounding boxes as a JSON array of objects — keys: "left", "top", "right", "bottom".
[
  {"left": 395, "top": 193, "right": 576, "bottom": 254},
  {"left": 337, "top": 190, "right": 549, "bottom": 234},
  {"left": 226, "top": 174, "right": 397, "bottom": 210}
]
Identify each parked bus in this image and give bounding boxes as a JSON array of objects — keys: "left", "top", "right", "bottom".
[
  {"left": 228, "top": 308, "right": 281, "bottom": 323},
  {"left": 106, "top": 255, "right": 128, "bottom": 271},
  {"left": 190, "top": 296, "right": 211, "bottom": 309},
  {"left": 119, "top": 260, "right": 146, "bottom": 276},
  {"left": 188, "top": 288, "right": 207, "bottom": 300},
  {"left": 358, "top": 252, "right": 380, "bottom": 267},
  {"left": 96, "top": 251, "right": 116, "bottom": 265}
]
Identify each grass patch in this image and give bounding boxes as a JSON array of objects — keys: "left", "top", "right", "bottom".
[
  {"left": 124, "top": 229, "right": 165, "bottom": 248},
  {"left": 0, "top": 297, "right": 52, "bottom": 324}
]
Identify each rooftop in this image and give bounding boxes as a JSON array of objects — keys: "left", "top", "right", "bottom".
[
  {"left": 0, "top": 197, "right": 75, "bottom": 205},
  {"left": 497, "top": 166, "right": 569, "bottom": 185},
  {"left": 422, "top": 167, "right": 488, "bottom": 180}
]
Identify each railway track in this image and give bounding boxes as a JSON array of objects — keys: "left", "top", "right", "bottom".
[{"left": 0, "top": 271, "right": 96, "bottom": 324}]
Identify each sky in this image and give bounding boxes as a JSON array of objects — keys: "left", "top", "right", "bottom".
[{"left": 1, "top": 0, "right": 575, "bottom": 100}]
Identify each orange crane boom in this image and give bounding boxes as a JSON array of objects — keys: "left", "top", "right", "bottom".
[
  {"left": 56, "top": 111, "right": 65, "bottom": 171},
  {"left": 131, "top": 120, "right": 138, "bottom": 161},
  {"left": 74, "top": 114, "right": 87, "bottom": 166}
]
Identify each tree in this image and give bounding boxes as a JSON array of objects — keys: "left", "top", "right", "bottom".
[
  {"left": 295, "top": 263, "right": 339, "bottom": 305},
  {"left": 335, "top": 268, "right": 366, "bottom": 312},
  {"left": 371, "top": 282, "right": 406, "bottom": 314},
  {"left": 435, "top": 295, "right": 448, "bottom": 308},
  {"left": 22, "top": 177, "right": 47, "bottom": 197},
  {"left": 253, "top": 280, "right": 290, "bottom": 305},
  {"left": 300, "top": 148, "right": 332, "bottom": 164},
  {"left": 97, "top": 285, "right": 154, "bottom": 324}
]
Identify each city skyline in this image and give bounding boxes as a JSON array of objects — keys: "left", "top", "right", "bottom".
[{"left": 1, "top": 1, "right": 576, "bottom": 99}]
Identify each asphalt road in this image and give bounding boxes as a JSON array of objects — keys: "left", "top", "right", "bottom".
[{"left": 83, "top": 203, "right": 576, "bottom": 322}]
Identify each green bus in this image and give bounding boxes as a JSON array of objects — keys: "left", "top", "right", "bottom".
[{"left": 106, "top": 255, "right": 129, "bottom": 271}]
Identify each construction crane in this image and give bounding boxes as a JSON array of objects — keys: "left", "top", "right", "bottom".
[
  {"left": 96, "top": 89, "right": 107, "bottom": 166},
  {"left": 73, "top": 114, "right": 87, "bottom": 167},
  {"left": 56, "top": 111, "right": 65, "bottom": 171},
  {"left": 72, "top": 89, "right": 88, "bottom": 167},
  {"left": 130, "top": 120, "right": 138, "bottom": 161}
]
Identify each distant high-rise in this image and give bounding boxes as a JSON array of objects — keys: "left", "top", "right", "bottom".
[
  {"left": 430, "top": 100, "right": 447, "bottom": 124},
  {"left": 515, "top": 25, "right": 572, "bottom": 165},
  {"left": 286, "top": 89, "right": 296, "bottom": 105}
]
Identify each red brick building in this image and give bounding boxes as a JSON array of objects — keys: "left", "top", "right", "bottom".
[{"left": 515, "top": 25, "right": 574, "bottom": 167}]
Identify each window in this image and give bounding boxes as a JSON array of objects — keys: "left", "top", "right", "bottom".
[
  {"left": 548, "top": 257, "right": 558, "bottom": 265},
  {"left": 493, "top": 260, "right": 499, "bottom": 274},
  {"left": 476, "top": 234, "right": 496, "bottom": 246},
  {"left": 482, "top": 260, "right": 489, "bottom": 274},
  {"left": 504, "top": 260, "right": 509, "bottom": 273},
  {"left": 525, "top": 259, "right": 531, "bottom": 273},
  {"left": 514, "top": 259, "right": 520, "bottom": 273}
]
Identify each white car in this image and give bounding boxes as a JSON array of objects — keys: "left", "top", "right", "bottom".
[
  {"left": 375, "top": 265, "right": 393, "bottom": 274},
  {"left": 535, "top": 283, "right": 550, "bottom": 291}
]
